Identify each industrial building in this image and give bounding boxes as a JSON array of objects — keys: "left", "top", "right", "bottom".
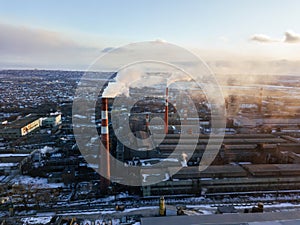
[
  {"left": 0, "top": 153, "right": 29, "bottom": 175},
  {"left": 0, "top": 113, "right": 62, "bottom": 140},
  {"left": 141, "top": 211, "right": 300, "bottom": 225},
  {"left": 94, "top": 94, "right": 300, "bottom": 198},
  {"left": 40, "top": 113, "right": 62, "bottom": 128},
  {"left": 0, "top": 115, "right": 40, "bottom": 139}
]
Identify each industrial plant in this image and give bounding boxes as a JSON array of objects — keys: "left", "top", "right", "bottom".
[{"left": 1, "top": 70, "right": 300, "bottom": 224}]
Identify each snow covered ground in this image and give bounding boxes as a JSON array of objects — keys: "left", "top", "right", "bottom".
[
  {"left": 10, "top": 175, "right": 64, "bottom": 189},
  {"left": 0, "top": 154, "right": 29, "bottom": 157},
  {"left": 0, "top": 162, "right": 18, "bottom": 167},
  {"left": 21, "top": 216, "right": 52, "bottom": 225}
]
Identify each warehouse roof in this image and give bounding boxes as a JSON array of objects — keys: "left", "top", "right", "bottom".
[
  {"left": 172, "top": 165, "right": 247, "bottom": 179},
  {"left": 1, "top": 115, "right": 40, "bottom": 129},
  {"left": 141, "top": 211, "right": 300, "bottom": 225},
  {"left": 243, "top": 164, "right": 300, "bottom": 176}
]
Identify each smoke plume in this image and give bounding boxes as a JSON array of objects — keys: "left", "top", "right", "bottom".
[{"left": 102, "top": 68, "right": 166, "bottom": 97}]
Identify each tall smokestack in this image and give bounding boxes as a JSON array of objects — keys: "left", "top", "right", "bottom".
[
  {"left": 145, "top": 113, "right": 150, "bottom": 133},
  {"left": 164, "top": 87, "right": 169, "bottom": 134},
  {"left": 100, "top": 97, "right": 110, "bottom": 191}
]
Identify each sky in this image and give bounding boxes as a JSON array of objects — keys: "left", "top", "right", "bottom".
[{"left": 1, "top": 0, "right": 300, "bottom": 74}]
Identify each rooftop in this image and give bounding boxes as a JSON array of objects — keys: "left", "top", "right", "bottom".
[
  {"left": 1, "top": 115, "right": 40, "bottom": 129},
  {"left": 141, "top": 211, "right": 300, "bottom": 225}
]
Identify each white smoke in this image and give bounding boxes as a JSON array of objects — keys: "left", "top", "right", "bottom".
[
  {"left": 167, "top": 72, "right": 192, "bottom": 86},
  {"left": 103, "top": 68, "right": 167, "bottom": 97},
  {"left": 131, "top": 75, "right": 165, "bottom": 88},
  {"left": 103, "top": 68, "right": 143, "bottom": 97},
  {"left": 103, "top": 68, "right": 194, "bottom": 98}
]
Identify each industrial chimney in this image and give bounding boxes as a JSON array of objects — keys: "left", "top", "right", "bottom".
[
  {"left": 164, "top": 87, "right": 169, "bottom": 134},
  {"left": 100, "top": 97, "right": 111, "bottom": 191},
  {"left": 258, "top": 87, "right": 263, "bottom": 114},
  {"left": 145, "top": 113, "right": 150, "bottom": 133}
]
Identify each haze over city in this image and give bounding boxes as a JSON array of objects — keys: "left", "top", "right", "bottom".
[{"left": 1, "top": 0, "right": 300, "bottom": 74}]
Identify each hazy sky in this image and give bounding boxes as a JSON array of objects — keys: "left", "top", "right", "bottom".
[{"left": 1, "top": 0, "right": 300, "bottom": 74}]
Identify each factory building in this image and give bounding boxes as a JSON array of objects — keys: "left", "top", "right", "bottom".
[
  {"left": 97, "top": 85, "right": 300, "bottom": 198},
  {"left": 0, "top": 153, "right": 30, "bottom": 175},
  {"left": 0, "top": 115, "right": 40, "bottom": 139},
  {"left": 141, "top": 211, "right": 300, "bottom": 225},
  {"left": 40, "top": 113, "right": 62, "bottom": 128}
]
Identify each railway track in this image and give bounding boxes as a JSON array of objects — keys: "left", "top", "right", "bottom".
[{"left": 4, "top": 189, "right": 300, "bottom": 217}]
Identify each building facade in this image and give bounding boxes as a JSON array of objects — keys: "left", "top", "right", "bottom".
[{"left": 0, "top": 115, "right": 40, "bottom": 139}]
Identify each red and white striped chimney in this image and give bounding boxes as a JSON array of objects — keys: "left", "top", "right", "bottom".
[
  {"left": 100, "top": 97, "right": 110, "bottom": 191},
  {"left": 164, "top": 87, "right": 169, "bottom": 134}
]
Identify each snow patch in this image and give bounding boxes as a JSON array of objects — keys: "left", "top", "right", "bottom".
[{"left": 21, "top": 216, "right": 52, "bottom": 225}]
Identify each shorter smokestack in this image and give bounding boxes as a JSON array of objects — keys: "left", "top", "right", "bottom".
[
  {"left": 258, "top": 87, "right": 263, "bottom": 114},
  {"left": 164, "top": 87, "right": 169, "bottom": 134},
  {"left": 183, "top": 109, "right": 188, "bottom": 124},
  {"left": 183, "top": 109, "right": 188, "bottom": 134},
  {"left": 100, "top": 97, "right": 110, "bottom": 191}
]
